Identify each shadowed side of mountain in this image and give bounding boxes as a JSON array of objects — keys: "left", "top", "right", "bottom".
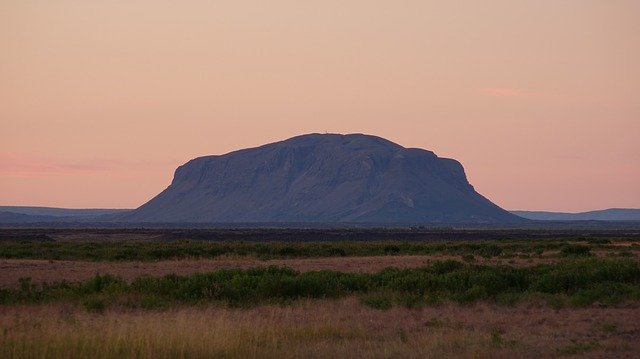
[{"left": 125, "top": 133, "right": 523, "bottom": 224}]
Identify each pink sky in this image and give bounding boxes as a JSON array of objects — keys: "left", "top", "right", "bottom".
[{"left": 1, "top": 1, "right": 639, "bottom": 211}]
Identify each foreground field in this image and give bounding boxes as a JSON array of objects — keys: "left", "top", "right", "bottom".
[
  {"left": 1, "top": 229, "right": 639, "bottom": 358},
  {"left": 2, "top": 299, "right": 639, "bottom": 358}
]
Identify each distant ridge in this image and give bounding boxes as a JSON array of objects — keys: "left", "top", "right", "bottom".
[
  {"left": 125, "top": 133, "right": 522, "bottom": 224},
  {"left": 0, "top": 206, "right": 130, "bottom": 218},
  {"left": 3, "top": 206, "right": 638, "bottom": 227},
  {"left": 511, "top": 208, "right": 640, "bottom": 221}
]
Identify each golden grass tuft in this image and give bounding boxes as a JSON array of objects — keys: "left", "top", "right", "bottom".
[{"left": 0, "top": 303, "right": 503, "bottom": 359}]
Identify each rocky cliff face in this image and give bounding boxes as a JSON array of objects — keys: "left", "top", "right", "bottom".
[{"left": 126, "top": 133, "right": 522, "bottom": 223}]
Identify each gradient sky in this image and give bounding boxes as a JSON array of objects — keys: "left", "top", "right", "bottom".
[{"left": 1, "top": 1, "right": 639, "bottom": 211}]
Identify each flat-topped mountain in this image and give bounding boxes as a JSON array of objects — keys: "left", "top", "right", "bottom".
[{"left": 125, "top": 133, "right": 522, "bottom": 223}]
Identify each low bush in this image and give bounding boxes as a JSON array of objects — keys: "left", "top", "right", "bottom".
[
  {"left": 83, "top": 298, "right": 105, "bottom": 313},
  {"left": 561, "top": 245, "right": 592, "bottom": 257},
  {"left": 359, "top": 292, "right": 393, "bottom": 310}
]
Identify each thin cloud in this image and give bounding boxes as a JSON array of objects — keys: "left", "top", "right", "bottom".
[
  {"left": 480, "top": 87, "right": 544, "bottom": 98},
  {"left": 0, "top": 153, "right": 113, "bottom": 176},
  {"left": 0, "top": 153, "right": 182, "bottom": 177}
]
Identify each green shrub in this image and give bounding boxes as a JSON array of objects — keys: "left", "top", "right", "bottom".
[
  {"left": 459, "top": 285, "right": 489, "bottom": 302},
  {"left": 561, "top": 245, "right": 591, "bottom": 257},
  {"left": 490, "top": 328, "right": 504, "bottom": 346},
  {"left": 396, "top": 293, "right": 424, "bottom": 309},
  {"left": 546, "top": 295, "right": 566, "bottom": 310},
  {"left": 83, "top": 298, "right": 105, "bottom": 313},
  {"left": 556, "top": 341, "right": 600, "bottom": 355},
  {"left": 381, "top": 244, "right": 399, "bottom": 254},
  {"left": 495, "top": 292, "right": 520, "bottom": 306},
  {"left": 360, "top": 292, "right": 393, "bottom": 310},
  {"left": 431, "top": 260, "right": 464, "bottom": 274},
  {"left": 424, "top": 318, "right": 445, "bottom": 328},
  {"left": 586, "top": 238, "right": 611, "bottom": 245},
  {"left": 478, "top": 245, "right": 503, "bottom": 258},
  {"left": 596, "top": 322, "right": 617, "bottom": 333}
]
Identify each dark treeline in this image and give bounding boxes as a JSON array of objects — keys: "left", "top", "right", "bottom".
[
  {"left": 0, "top": 238, "right": 635, "bottom": 261},
  {"left": 2, "top": 228, "right": 640, "bottom": 243}
]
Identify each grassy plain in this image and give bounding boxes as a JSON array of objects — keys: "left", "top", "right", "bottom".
[
  {"left": 1, "top": 228, "right": 639, "bottom": 358},
  {"left": 3, "top": 299, "right": 639, "bottom": 358}
]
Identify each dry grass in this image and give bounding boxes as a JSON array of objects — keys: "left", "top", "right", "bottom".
[
  {"left": 2, "top": 298, "right": 638, "bottom": 358},
  {"left": 2, "top": 231, "right": 637, "bottom": 357}
]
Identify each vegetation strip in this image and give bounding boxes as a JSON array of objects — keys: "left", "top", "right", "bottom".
[
  {"left": 0, "top": 238, "right": 636, "bottom": 261},
  {"left": 2, "top": 259, "right": 639, "bottom": 310}
]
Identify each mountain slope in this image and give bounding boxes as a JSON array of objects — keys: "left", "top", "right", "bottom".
[
  {"left": 511, "top": 208, "right": 640, "bottom": 221},
  {"left": 126, "top": 133, "right": 522, "bottom": 223}
]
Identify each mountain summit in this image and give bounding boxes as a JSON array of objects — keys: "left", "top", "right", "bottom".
[{"left": 126, "top": 133, "right": 521, "bottom": 223}]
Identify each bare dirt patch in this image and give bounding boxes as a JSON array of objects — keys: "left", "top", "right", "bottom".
[{"left": 610, "top": 241, "right": 637, "bottom": 247}]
